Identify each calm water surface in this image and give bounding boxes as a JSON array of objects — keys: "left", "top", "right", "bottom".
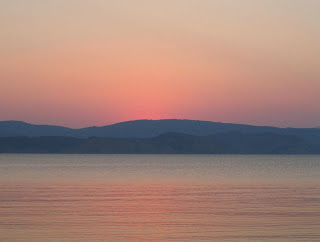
[{"left": 0, "top": 154, "right": 319, "bottom": 241}]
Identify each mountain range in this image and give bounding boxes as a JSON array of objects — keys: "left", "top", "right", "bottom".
[{"left": 0, "top": 119, "right": 320, "bottom": 154}]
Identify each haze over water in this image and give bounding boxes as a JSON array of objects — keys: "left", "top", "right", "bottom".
[{"left": 0, "top": 154, "right": 319, "bottom": 240}]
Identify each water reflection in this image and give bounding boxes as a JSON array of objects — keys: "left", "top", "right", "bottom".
[{"left": 0, "top": 155, "right": 320, "bottom": 240}]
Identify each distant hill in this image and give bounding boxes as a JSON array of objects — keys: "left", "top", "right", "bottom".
[
  {"left": 2, "top": 119, "right": 272, "bottom": 138},
  {"left": 1, "top": 119, "right": 320, "bottom": 145},
  {"left": 0, "top": 132, "right": 318, "bottom": 154},
  {"left": 75, "top": 119, "right": 281, "bottom": 138},
  {"left": 0, "top": 121, "right": 75, "bottom": 137}
]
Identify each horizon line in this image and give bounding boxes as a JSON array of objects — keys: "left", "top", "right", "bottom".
[{"left": 1, "top": 119, "right": 317, "bottom": 130}]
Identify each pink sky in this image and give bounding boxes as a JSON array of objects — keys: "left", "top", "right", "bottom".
[{"left": 1, "top": 0, "right": 319, "bottom": 128}]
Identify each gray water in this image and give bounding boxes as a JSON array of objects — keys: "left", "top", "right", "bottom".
[{"left": 0, "top": 154, "right": 319, "bottom": 241}]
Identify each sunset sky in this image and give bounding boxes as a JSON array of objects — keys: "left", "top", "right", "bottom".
[{"left": 1, "top": 0, "right": 319, "bottom": 128}]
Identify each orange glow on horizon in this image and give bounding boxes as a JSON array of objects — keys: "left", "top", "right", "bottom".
[{"left": 1, "top": 1, "right": 320, "bottom": 128}]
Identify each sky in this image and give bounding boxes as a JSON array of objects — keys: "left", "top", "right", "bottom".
[{"left": 1, "top": 0, "right": 319, "bottom": 128}]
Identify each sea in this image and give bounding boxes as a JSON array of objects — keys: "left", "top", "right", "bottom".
[{"left": 0, "top": 154, "right": 319, "bottom": 241}]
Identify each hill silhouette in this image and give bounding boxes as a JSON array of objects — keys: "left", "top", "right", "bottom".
[
  {"left": 1, "top": 119, "right": 320, "bottom": 145},
  {"left": 1, "top": 119, "right": 320, "bottom": 154},
  {"left": 0, "top": 132, "right": 318, "bottom": 154},
  {"left": 0, "top": 119, "right": 318, "bottom": 136},
  {"left": 0, "top": 121, "right": 74, "bottom": 137},
  {"left": 0, "top": 119, "right": 278, "bottom": 138}
]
